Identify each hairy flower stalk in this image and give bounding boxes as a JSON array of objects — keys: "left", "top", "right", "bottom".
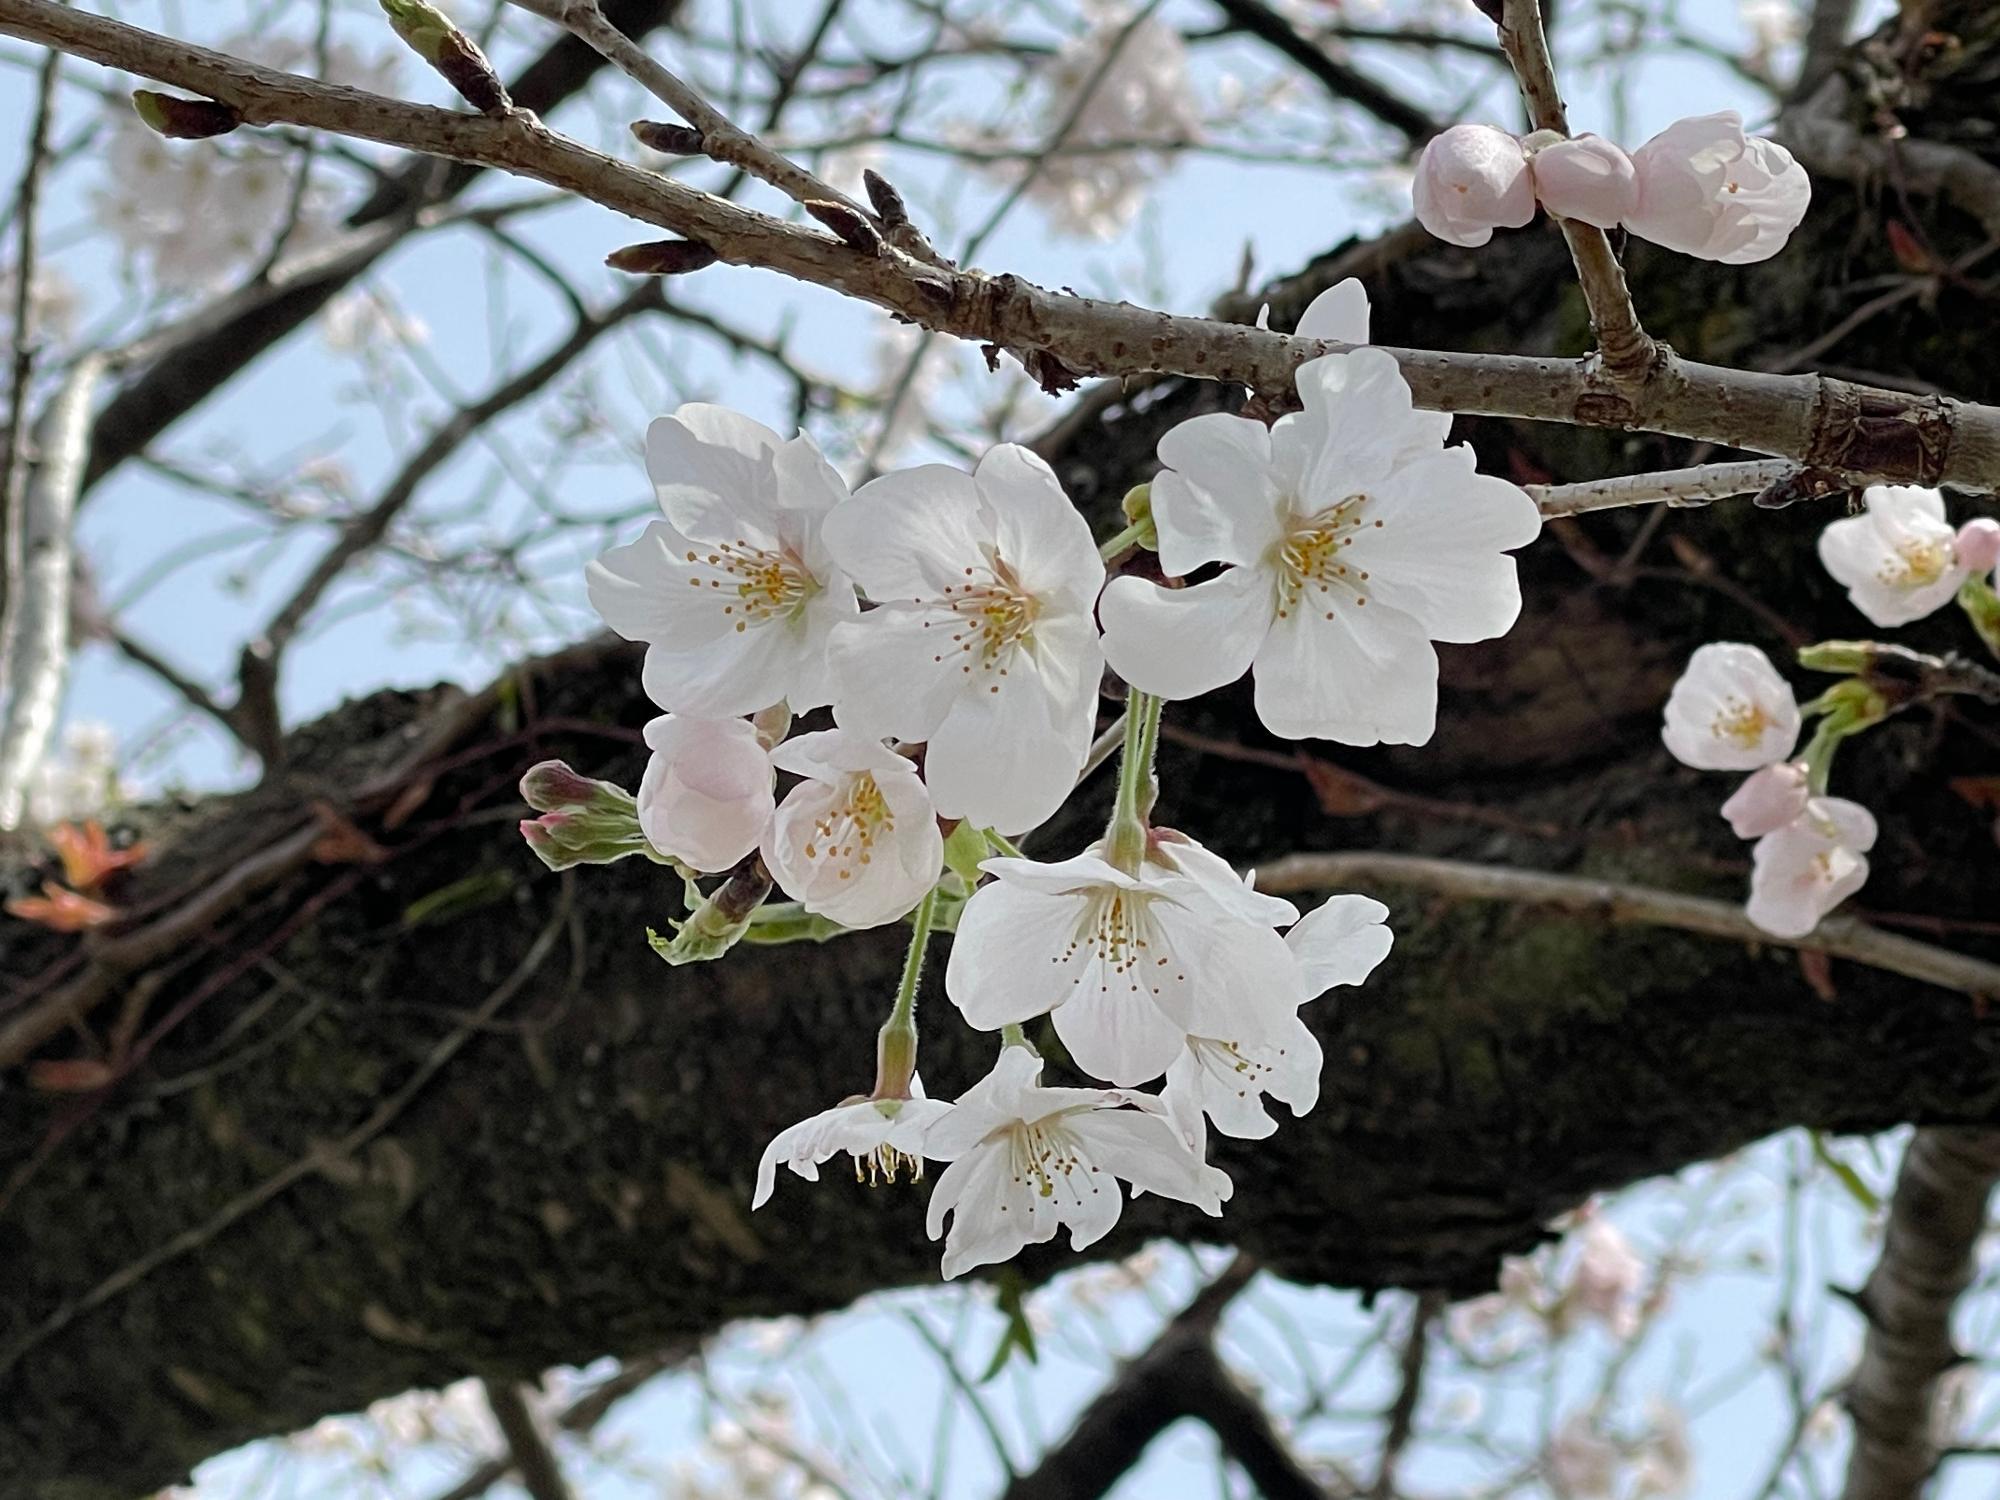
[{"left": 1103, "top": 689, "right": 1161, "bottom": 874}]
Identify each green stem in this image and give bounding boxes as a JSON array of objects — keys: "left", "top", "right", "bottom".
[
  {"left": 1104, "top": 688, "right": 1162, "bottom": 872},
  {"left": 1097, "top": 519, "right": 1152, "bottom": 561},
  {"left": 887, "top": 888, "right": 939, "bottom": 1031},
  {"left": 985, "top": 829, "right": 1026, "bottom": 860},
  {"left": 1000, "top": 1022, "right": 1029, "bottom": 1049},
  {"left": 873, "top": 887, "right": 937, "bottom": 1098}
]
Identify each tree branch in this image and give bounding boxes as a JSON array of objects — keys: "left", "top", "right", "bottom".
[
  {"left": 1838, "top": 1129, "right": 2000, "bottom": 1500},
  {"left": 8, "top": 2, "right": 1987, "bottom": 490},
  {"left": 1496, "top": 0, "right": 1656, "bottom": 384},
  {"left": 0, "top": 354, "right": 102, "bottom": 829},
  {"left": 1209, "top": 0, "right": 1441, "bottom": 145},
  {"left": 480, "top": 1380, "right": 574, "bottom": 1500},
  {"left": 1253, "top": 852, "right": 2000, "bottom": 999}
]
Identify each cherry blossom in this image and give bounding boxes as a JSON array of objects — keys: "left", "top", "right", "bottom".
[
  {"left": 1720, "top": 760, "right": 1811, "bottom": 838},
  {"left": 1660, "top": 643, "right": 1801, "bottom": 771},
  {"left": 760, "top": 730, "right": 943, "bottom": 929},
  {"left": 1026, "top": 7, "right": 1200, "bottom": 238},
  {"left": 1098, "top": 346, "right": 1540, "bottom": 745},
  {"left": 751, "top": 1089, "right": 953, "bottom": 1208},
  {"left": 636, "top": 714, "right": 775, "bottom": 873},
  {"left": 1162, "top": 893, "right": 1392, "bottom": 1152},
  {"left": 923, "top": 1045, "right": 1230, "bottom": 1278},
  {"left": 1746, "top": 796, "right": 1875, "bottom": 937},
  {"left": 1624, "top": 111, "right": 1810, "bottom": 264},
  {"left": 1818, "top": 485, "right": 1980, "bottom": 626},
  {"left": 822, "top": 444, "right": 1105, "bottom": 834},
  {"left": 588, "top": 405, "right": 857, "bottom": 718},
  {"left": 1563, "top": 1218, "right": 1644, "bottom": 1338},
  {"left": 1527, "top": 133, "right": 1639, "bottom": 229},
  {"left": 1412, "top": 124, "right": 1536, "bottom": 247},
  {"left": 1957, "top": 517, "right": 2000, "bottom": 574},
  {"left": 945, "top": 843, "right": 1305, "bottom": 1086}
]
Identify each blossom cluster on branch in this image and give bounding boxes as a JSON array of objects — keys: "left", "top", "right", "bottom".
[{"left": 522, "top": 281, "right": 1540, "bottom": 1276}]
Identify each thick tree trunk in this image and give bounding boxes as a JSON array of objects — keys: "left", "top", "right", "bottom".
[{"left": 5, "top": 12, "right": 2000, "bottom": 1496}]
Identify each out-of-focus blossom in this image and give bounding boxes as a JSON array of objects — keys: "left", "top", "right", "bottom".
[
  {"left": 1549, "top": 1413, "right": 1620, "bottom": 1497},
  {"left": 1563, "top": 1218, "right": 1645, "bottom": 1338}
]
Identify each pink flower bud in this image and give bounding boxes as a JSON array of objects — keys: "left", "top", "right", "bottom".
[
  {"left": 1721, "top": 761, "right": 1810, "bottom": 839},
  {"left": 1412, "top": 124, "right": 1536, "bottom": 248},
  {"left": 520, "top": 759, "right": 613, "bottom": 813},
  {"left": 1956, "top": 517, "right": 2000, "bottom": 574},
  {"left": 1528, "top": 134, "right": 1639, "bottom": 229},
  {"left": 1625, "top": 111, "right": 1810, "bottom": 264}
]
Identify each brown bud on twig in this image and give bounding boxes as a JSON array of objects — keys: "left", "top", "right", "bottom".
[
  {"left": 131, "top": 91, "right": 242, "bottom": 140},
  {"left": 805, "top": 200, "right": 884, "bottom": 255},
  {"left": 631, "top": 120, "right": 707, "bottom": 155},
  {"left": 378, "top": 0, "right": 512, "bottom": 115},
  {"left": 605, "top": 239, "right": 721, "bottom": 276},
  {"left": 862, "top": 168, "right": 911, "bottom": 230}
]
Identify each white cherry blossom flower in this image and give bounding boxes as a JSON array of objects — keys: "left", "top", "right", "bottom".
[
  {"left": 1026, "top": 8, "right": 1201, "bottom": 238},
  {"left": 1746, "top": 796, "right": 1875, "bottom": 937},
  {"left": 588, "top": 405, "right": 858, "bottom": 718},
  {"left": 760, "top": 730, "right": 942, "bottom": 929},
  {"left": 1293, "top": 277, "right": 1371, "bottom": 345},
  {"left": 1564, "top": 1218, "right": 1644, "bottom": 1338},
  {"left": 1098, "top": 347, "right": 1540, "bottom": 745},
  {"left": 1624, "top": 111, "right": 1810, "bottom": 264},
  {"left": 1163, "top": 894, "right": 1392, "bottom": 1152},
  {"left": 946, "top": 844, "right": 1306, "bottom": 1087},
  {"left": 1528, "top": 133, "right": 1639, "bottom": 228},
  {"left": 1721, "top": 760, "right": 1811, "bottom": 838},
  {"left": 638, "top": 714, "right": 775, "bottom": 872},
  {"left": 1412, "top": 124, "right": 1537, "bottom": 247},
  {"left": 752, "top": 1089, "right": 952, "bottom": 1208},
  {"left": 823, "top": 444, "right": 1105, "bottom": 834},
  {"left": 1660, "top": 643, "right": 1801, "bottom": 770},
  {"left": 923, "top": 1045, "right": 1230, "bottom": 1278},
  {"left": 1818, "top": 485, "right": 1976, "bottom": 626}
]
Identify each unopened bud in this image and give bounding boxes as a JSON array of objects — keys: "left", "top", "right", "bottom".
[
  {"left": 378, "top": 0, "right": 510, "bottom": 114},
  {"left": 862, "top": 169, "right": 911, "bottom": 229},
  {"left": 1958, "top": 576, "right": 2000, "bottom": 661},
  {"left": 606, "top": 239, "right": 721, "bottom": 276},
  {"left": 1956, "top": 517, "right": 2000, "bottom": 575},
  {"left": 1121, "top": 483, "right": 1153, "bottom": 528},
  {"left": 132, "top": 91, "right": 242, "bottom": 139},
  {"left": 649, "top": 860, "right": 772, "bottom": 964},
  {"left": 517, "top": 760, "right": 670, "bottom": 870},
  {"left": 631, "top": 120, "right": 706, "bottom": 155},
  {"left": 806, "top": 199, "right": 884, "bottom": 255}
]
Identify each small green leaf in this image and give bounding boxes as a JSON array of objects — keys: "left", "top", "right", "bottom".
[
  {"left": 1811, "top": 1131, "right": 1882, "bottom": 1213},
  {"left": 978, "top": 1271, "right": 1038, "bottom": 1382}
]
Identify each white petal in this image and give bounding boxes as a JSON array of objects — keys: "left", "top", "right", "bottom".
[
  {"left": 1070, "top": 1109, "right": 1230, "bottom": 1213},
  {"left": 586, "top": 519, "right": 737, "bottom": 650},
  {"left": 1148, "top": 837, "right": 1300, "bottom": 928},
  {"left": 825, "top": 609, "right": 974, "bottom": 744},
  {"left": 639, "top": 622, "right": 800, "bottom": 719},
  {"left": 1285, "top": 894, "right": 1393, "bottom": 995},
  {"left": 821, "top": 464, "right": 988, "bottom": 599},
  {"left": 1152, "top": 414, "right": 1286, "bottom": 575},
  {"left": 926, "top": 1047, "right": 1044, "bottom": 1159},
  {"left": 946, "top": 881, "right": 1094, "bottom": 1031},
  {"left": 1098, "top": 569, "right": 1271, "bottom": 703},
  {"left": 638, "top": 715, "right": 774, "bottom": 872},
  {"left": 925, "top": 625, "right": 1099, "bottom": 833},
  {"left": 769, "top": 727, "right": 911, "bottom": 782},
  {"left": 1052, "top": 978, "right": 1192, "bottom": 1087},
  {"left": 977, "top": 444, "right": 1105, "bottom": 607},
  {"left": 1252, "top": 599, "right": 1438, "bottom": 746},
  {"left": 1290, "top": 349, "right": 1454, "bottom": 497},
  {"left": 1293, "top": 278, "right": 1370, "bottom": 345},
  {"left": 646, "top": 405, "right": 785, "bottom": 540},
  {"left": 1342, "top": 450, "right": 1540, "bottom": 642}
]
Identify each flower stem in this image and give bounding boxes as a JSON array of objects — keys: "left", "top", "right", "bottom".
[
  {"left": 873, "top": 887, "right": 938, "bottom": 1098},
  {"left": 1097, "top": 519, "right": 1153, "bottom": 561},
  {"left": 1104, "top": 688, "right": 1162, "bottom": 873},
  {"left": 1000, "top": 1022, "right": 1029, "bottom": 1049},
  {"left": 985, "top": 829, "right": 1026, "bottom": 860}
]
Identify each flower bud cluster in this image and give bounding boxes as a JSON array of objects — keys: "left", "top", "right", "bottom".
[{"left": 1414, "top": 112, "right": 1811, "bottom": 264}]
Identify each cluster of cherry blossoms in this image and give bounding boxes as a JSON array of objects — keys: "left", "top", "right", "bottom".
[
  {"left": 1663, "top": 487, "right": 2000, "bottom": 937},
  {"left": 524, "top": 281, "right": 1544, "bottom": 1277},
  {"left": 1414, "top": 111, "right": 1810, "bottom": 264}
]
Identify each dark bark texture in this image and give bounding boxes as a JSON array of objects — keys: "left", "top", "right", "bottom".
[{"left": 5, "top": 10, "right": 2000, "bottom": 1498}]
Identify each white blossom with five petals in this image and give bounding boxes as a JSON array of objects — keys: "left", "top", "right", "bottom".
[
  {"left": 760, "top": 730, "right": 943, "bottom": 930},
  {"left": 1746, "top": 796, "right": 1876, "bottom": 937},
  {"left": 923, "top": 1045, "right": 1230, "bottom": 1278},
  {"left": 1099, "top": 345, "right": 1541, "bottom": 745},
  {"left": 588, "top": 406, "right": 857, "bottom": 718},
  {"left": 1817, "top": 485, "right": 1978, "bottom": 627},
  {"left": 945, "top": 841, "right": 1306, "bottom": 1087},
  {"left": 1660, "top": 643, "right": 1801, "bottom": 771},
  {"left": 752, "top": 1088, "right": 953, "bottom": 1208},
  {"left": 822, "top": 445, "right": 1106, "bottom": 833},
  {"left": 636, "top": 714, "right": 775, "bottom": 873}
]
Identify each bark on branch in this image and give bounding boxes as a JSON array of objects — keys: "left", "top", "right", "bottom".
[{"left": 6, "top": 0, "right": 2000, "bottom": 491}]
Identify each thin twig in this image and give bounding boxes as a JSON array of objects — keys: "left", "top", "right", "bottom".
[
  {"left": 1254, "top": 851, "right": 2000, "bottom": 999},
  {"left": 0, "top": 43, "right": 59, "bottom": 575},
  {"left": 1526, "top": 458, "right": 1807, "bottom": 517},
  {"left": 1496, "top": 0, "right": 1656, "bottom": 384},
  {"left": 481, "top": 1381, "right": 574, "bottom": 1500}
]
